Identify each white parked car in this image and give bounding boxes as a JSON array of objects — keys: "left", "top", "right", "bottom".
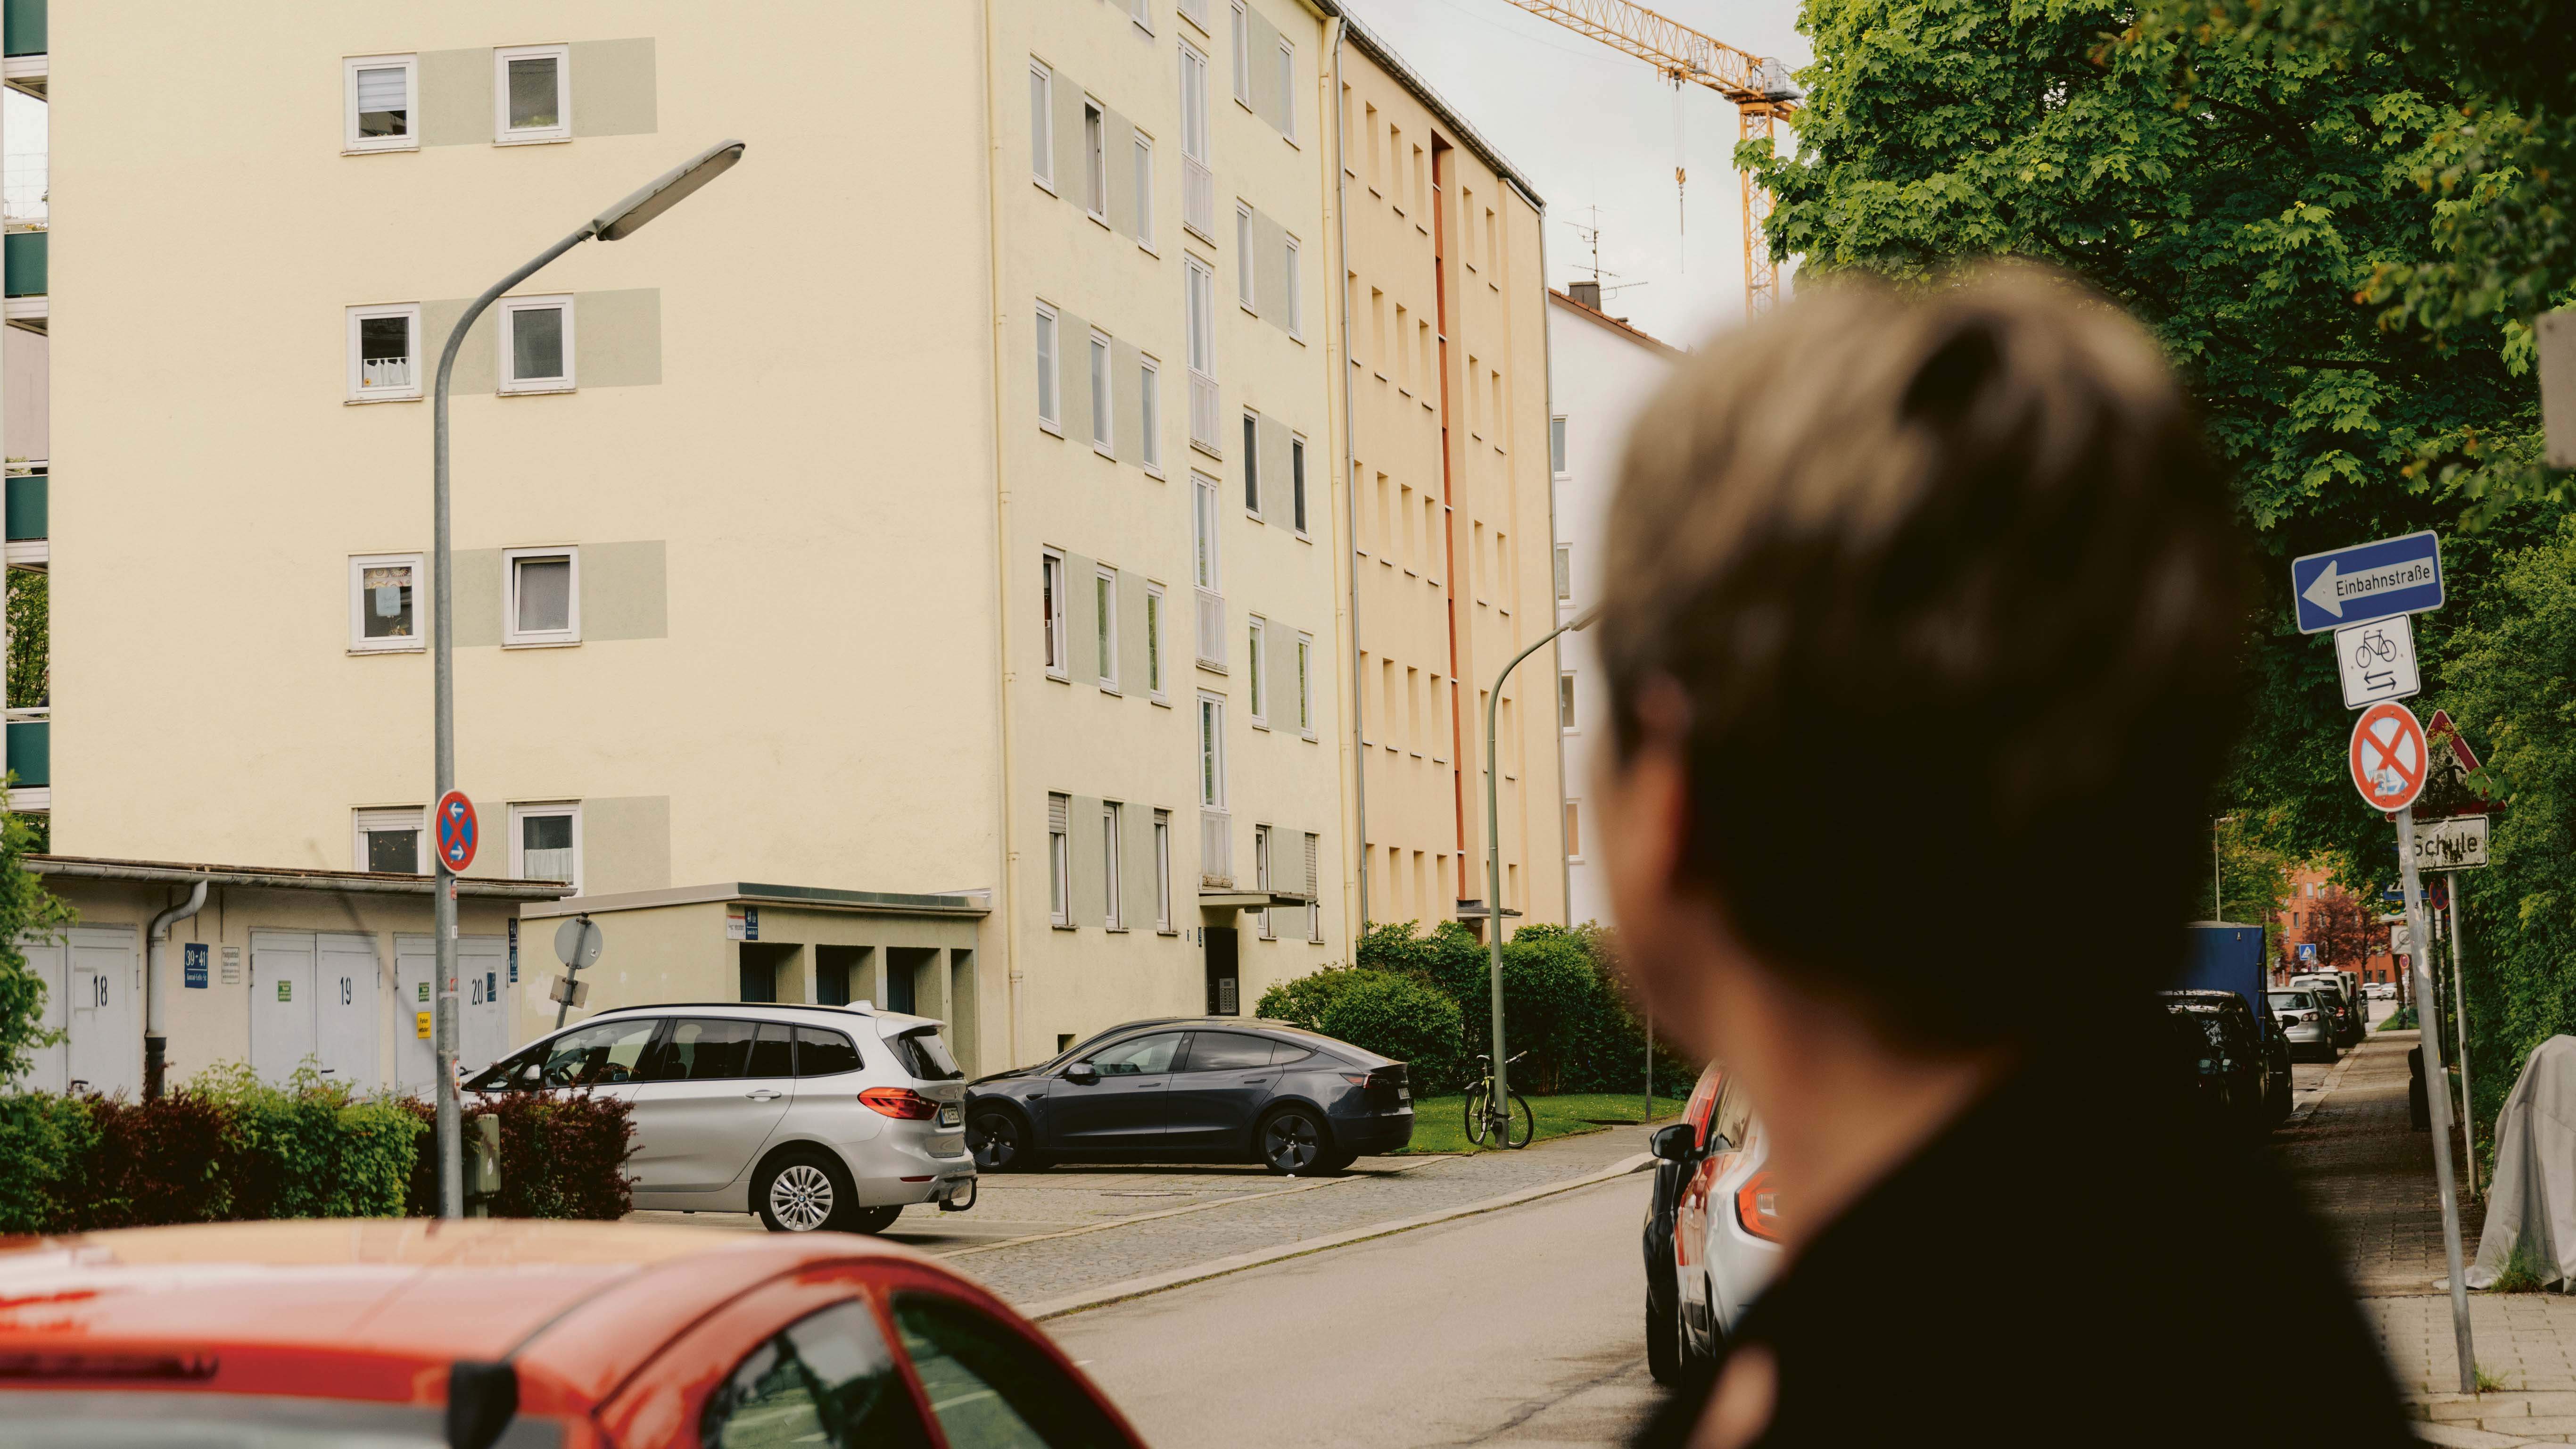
[
  {"left": 1661, "top": 1065, "right": 1786, "bottom": 1372},
  {"left": 2365, "top": 981, "right": 2398, "bottom": 1001},
  {"left": 466, "top": 1001, "right": 977, "bottom": 1233}
]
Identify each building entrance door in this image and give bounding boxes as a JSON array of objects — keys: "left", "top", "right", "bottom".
[{"left": 1204, "top": 924, "right": 1239, "bottom": 1016}]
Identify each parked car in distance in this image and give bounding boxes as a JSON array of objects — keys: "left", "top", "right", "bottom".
[
  {"left": 2290, "top": 975, "right": 2365, "bottom": 1048},
  {"left": 966, "top": 1018, "right": 1413, "bottom": 1175},
  {"left": 1643, "top": 1065, "right": 1726, "bottom": 1384},
  {"left": 2366, "top": 980, "right": 2399, "bottom": 1001},
  {"left": 1647, "top": 1062, "right": 1785, "bottom": 1380},
  {"left": 0, "top": 1218, "right": 1146, "bottom": 1449},
  {"left": 2269, "top": 989, "right": 2335, "bottom": 1061},
  {"left": 466, "top": 1001, "right": 975, "bottom": 1234},
  {"left": 2158, "top": 988, "right": 2289, "bottom": 1129}
]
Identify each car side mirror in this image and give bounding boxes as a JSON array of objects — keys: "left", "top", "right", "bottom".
[
  {"left": 1651, "top": 1122, "right": 1697, "bottom": 1163},
  {"left": 1065, "top": 1063, "right": 1100, "bottom": 1085},
  {"left": 518, "top": 1062, "right": 545, "bottom": 1089}
]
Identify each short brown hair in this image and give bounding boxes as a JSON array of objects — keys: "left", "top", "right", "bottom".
[{"left": 1599, "top": 267, "right": 2248, "bottom": 1046}]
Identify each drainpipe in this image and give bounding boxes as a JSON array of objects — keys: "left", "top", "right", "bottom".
[
  {"left": 142, "top": 877, "right": 209, "bottom": 1101},
  {"left": 1329, "top": 15, "right": 1368, "bottom": 936},
  {"left": 978, "top": 0, "right": 1026, "bottom": 1067}
]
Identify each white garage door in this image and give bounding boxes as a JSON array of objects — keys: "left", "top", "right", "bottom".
[
  {"left": 248, "top": 931, "right": 317, "bottom": 1083},
  {"left": 11, "top": 933, "right": 67, "bottom": 1092},
  {"left": 394, "top": 934, "right": 511, "bottom": 1096}
]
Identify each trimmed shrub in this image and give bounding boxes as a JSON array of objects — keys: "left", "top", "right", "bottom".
[
  {"left": 82, "top": 1088, "right": 236, "bottom": 1229},
  {"left": 401, "top": 1089, "right": 636, "bottom": 1220},
  {"left": 0, "top": 1091, "right": 94, "bottom": 1234},
  {"left": 192, "top": 1064, "right": 421, "bottom": 1221},
  {"left": 1316, "top": 973, "right": 1466, "bottom": 1094}
]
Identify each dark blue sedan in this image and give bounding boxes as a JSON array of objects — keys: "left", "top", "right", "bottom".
[{"left": 964, "top": 1018, "right": 1414, "bottom": 1175}]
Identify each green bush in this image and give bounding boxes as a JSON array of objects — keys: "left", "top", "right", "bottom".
[
  {"left": 0, "top": 1091, "right": 94, "bottom": 1233},
  {"left": 82, "top": 1088, "right": 236, "bottom": 1229},
  {"left": 1316, "top": 972, "right": 1466, "bottom": 1094},
  {"left": 400, "top": 1088, "right": 636, "bottom": 1221},
  {"left": 1254, "top": 965, "right": 1380, "bottom": 1033}
]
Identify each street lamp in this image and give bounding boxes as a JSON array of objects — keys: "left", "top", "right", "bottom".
[
  {"left": 429, "top": 140, "right": 745, "bottom": 1219},
  {"left": 1479, "top": 604, "right": 1599, "bottom": 1143}
]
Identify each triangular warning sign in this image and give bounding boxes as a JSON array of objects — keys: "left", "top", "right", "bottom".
[{"left": 2415, "top": 710, "right": 2500, "bottom": 820}]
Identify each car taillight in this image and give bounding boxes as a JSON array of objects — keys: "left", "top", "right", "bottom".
[
  {"left": 859, "top": 1087, "right": 940, "bottom": 1120},
  {"left": 2302, "top": 1011, "right": 2319, "bottom": 1023},
  {"left": 1736, "top": 1171, "right": 1783, "bottom": 1243}
]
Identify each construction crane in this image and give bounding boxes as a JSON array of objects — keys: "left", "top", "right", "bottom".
[{"left": 1498, "top": 0, "right": 1800, "bottom": 316}]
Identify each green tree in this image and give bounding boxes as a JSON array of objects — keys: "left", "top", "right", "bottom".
[
  {"left": 0, "top": 803, "right": 71, "bottom": 1084},
  {"left": 5, "top": 568, "right": 41, "bottom": 711}
]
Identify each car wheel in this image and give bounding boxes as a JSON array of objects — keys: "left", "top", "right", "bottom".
[
  {"left": 968, "top": 1106, "right": 1045, "bottom": 1173},
  {"left": 1646, "top": 1288, "right": 1682, "bottom": 1385},
  {"left": 1258, "top": 1105, "right": 1330, "bottom": 1175},
  {"left": 755, "top": 1150, "right": 855, "bottom": 1234}
]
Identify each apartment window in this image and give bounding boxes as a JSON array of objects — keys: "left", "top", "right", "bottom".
[
  {"left": 1082, "top": 100, "right": 1109, "bottom": 218},
  {"left": 1283, "top": 236, "right": 1302, "bottom": 336},
  {"left": 495, "top": 45, "right": 571, "bottom": 144},
  {"left": 1096, "top": 567, "right": 1121, "bottom": 692},
  {"left": 1035, "top": 304, "right": 1061, "bottom": 431},
  {"left": 1193, "top": 475, "right": 1222, "bottom": 591},
  {"left": 1559, "top": 672, "right": 1577, "bottom": 730},
  {"left": 344, "top": 54, "right": 417, "bottom": 153},
  {"left": 347, "top": 304, "right": 421, "bottom": 401},
  {"left": 510, "top": 802, "right": 582, "bottom": 892},
  {"left": 355, "top": 807, "right": 425, "bottom": 874},
  {"left": 1295, "top": 632, "right": 1315, "bottom": 737},
  {"left": 1304, "top": 832, "right": 1322, "bottom": 941},
  {"left": 1289, "top": 435, "right": 1308, "bottom": 534},
  {"left": 1230, "top": 1, "right": 1252, "bottom": 104},
  {"left": 1180, "top": 42, "right": 1213, "bottom": 239},
  {"left": 1247, "top": 618, "right": 1268, "bottom": 725},
  {"left": 1041, "top": 551, "right": 1068, "bottom": 679},
  {"left": 497, "top": 294, "right": 575, "bottom": 394},
  {"left": 1139, "top": 356, "right": 1163, "bottom": 474},
  {"left": 1048, "top": 794, "right": 1072, "bottom": 926},
  {"left": 1154, "top": 810, "right": 1174, "bottom": 930},
  {"left": 1090, "top": 330, "right": 1115, "bottom": 454},
  {"left": 1145, "top": 583, "right": 1167, "bottom": 699},
  {"left": 1134, "top": 134, "right": 1157, "bottom": 249},
  {"left": 1550, "top": 415, "right": 1568, "bottom": 475},
  {"left": 1029, "top": 61, "right": 1056, "bottom": 190},
  {"left": 504, "top": 547, "right": 579, "bottom": 647},
  {"left": 1254, "top": 825, "right": 1274, "bottom": 939},
  {"left": 1236, "top": 205, "right": 1257, "bottom": 311},
  {"left": 1241, "top": 412, "right": 1261, "bottom": 514},
  {"left": 1554, "top": 543, "right": 1572, "bottom": 601},
  {"left": 346, "top": 553, "right": 423, "bottom": 653},
  {"left": 1197, "top": 694, "right": 1226, "bottom": 808},
  {"left": 1103, "top": 802, "right": 1125, "bottom": 928},
  {"left": 1131, "top": 0, "right": 1154, "bottom": 31},
  {"left": 1276, "top": 41, "right": 1295, "bottom": 140},
  {"left": 1185, "top": 257, "right": 1219, "bottom": 451},
  {"left": 1565, "top": 801, "right": 1582, "bottom": 860}
]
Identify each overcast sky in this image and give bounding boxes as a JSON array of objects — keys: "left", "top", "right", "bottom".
[{"left": 1340, "top": 0, "right": 1811, "bottom": 351}]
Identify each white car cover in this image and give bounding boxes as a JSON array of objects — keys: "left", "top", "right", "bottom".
[{"left": 2467, "top": 1035, "right": 2576, "bottom": 1289}]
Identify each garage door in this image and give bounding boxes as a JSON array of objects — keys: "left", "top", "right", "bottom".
[
  {"left": 394, "top": 934, "right": 511, "bottom": 1096},
  {"left": 250, "top": 931, "right": 383, "bottom": 1087},
  {"left": 11, "top": 926, "right": 134, "bottom": 1095}
]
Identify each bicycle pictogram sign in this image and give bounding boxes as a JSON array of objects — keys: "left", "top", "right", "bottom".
[{"left": 2349, "top": 702, "right": 2428, "bottom": 812}]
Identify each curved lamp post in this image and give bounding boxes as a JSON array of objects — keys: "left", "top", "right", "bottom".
[
  {"left": 1480, "top": 604, "right": 1598, "bottom": 1139},
  {"left": 430, "top": 141, "right": 745, "bottom": 1218}
]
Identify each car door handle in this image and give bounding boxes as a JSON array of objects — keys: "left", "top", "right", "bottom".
[{"left": 745, "top": 1088, "right": 783, "bottom": 1101}]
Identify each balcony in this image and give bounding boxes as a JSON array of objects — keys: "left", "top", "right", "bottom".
[
  {"left": 6, "top": 230, "right": 42, "bottom": 296},
  {"left": 1199, "top": 809, "right": 1232, "bottom": 888},
  {"left": 3, "top": 0, "right": 40, "bottom": 98},
  {"left": 6, "top": 472, "right": 42, "bottom": 567},
  {"left": 1189, "top": 371, "right": 1220, "bottom": 455},
  {"left": 1195, "top": 587, "right": 1224, "bottom": 671},
  {"left": 1183, "top": 155, "right": 1214, "bottom": 241},
  {"left": 7, "top": 714, "right": 47, "bottom": 792}
]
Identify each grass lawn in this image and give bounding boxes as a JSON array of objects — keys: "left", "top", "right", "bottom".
[{"left": 1392, "top": 1092, "right": 1692, "bottom": 1155}]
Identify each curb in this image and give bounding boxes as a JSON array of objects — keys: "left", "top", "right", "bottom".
[
  {"left": 1022, "top": 1151, "right": 1655, "bottom": 1321},
  {"left": 2286, "top": 1040, "right": 2371, "bottom": 1129},
  {"left": 940, "top": 1155, "right": 1450, "bottom": 1263}
]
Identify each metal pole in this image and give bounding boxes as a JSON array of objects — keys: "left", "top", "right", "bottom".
[
  {"left": 1483, "top": 612, "right": 1593, "bottom": 1141},
  {"left": 2399, "top": 805, "right": 2475, "bottom": 1392},
  {"left": 2213, "top": 820, "right": 2222, "bottom": 919},
  {"left": 2451, "top": 869, "right": 2477, "bottom": 1199},
  {"left": 431, "top": 224, "right": 596, "bottom": 1219}
]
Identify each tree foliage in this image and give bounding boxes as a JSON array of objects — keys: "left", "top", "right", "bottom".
[{"left": 0, "top": 802, "right": 72, "bottom": 1084}]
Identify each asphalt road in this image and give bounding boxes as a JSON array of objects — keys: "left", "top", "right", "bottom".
[{"left": 1046, "top": 1172, "right": 1663, "bottom": 1449}]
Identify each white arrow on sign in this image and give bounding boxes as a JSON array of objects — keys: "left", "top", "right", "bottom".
[{"left": 2303, "top": 561, "right": 2348, "bottom": 619}]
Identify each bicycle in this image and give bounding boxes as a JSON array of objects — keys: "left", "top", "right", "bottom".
[{"left": 1462, "top": 1051, "right": 1535, "bottom": 1149}]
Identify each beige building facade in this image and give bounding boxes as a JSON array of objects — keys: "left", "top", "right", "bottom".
[{"left": 1331, "top": 31, "right": 1565, "bottom": 939}]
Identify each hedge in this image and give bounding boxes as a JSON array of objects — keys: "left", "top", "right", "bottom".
[{"left": 0, "top": 1064, "right": 634, "bottom": 1234}]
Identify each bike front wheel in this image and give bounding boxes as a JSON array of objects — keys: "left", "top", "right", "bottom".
[
  {"left": 1463, "top": 1089, "right": 1492, "bottom": 1146},
  {"left": 1503, "top": 1092, "right": 1535, "bottom": 1149}
]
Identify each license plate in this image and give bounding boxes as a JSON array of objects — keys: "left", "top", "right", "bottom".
[{"left": 938, "top": 1104, "right": 962, "bottom": 1127}]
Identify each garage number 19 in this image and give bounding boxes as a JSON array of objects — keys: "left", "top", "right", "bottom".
[{"left": 339, "top": 977, "right": 354, "bottom": 1007}]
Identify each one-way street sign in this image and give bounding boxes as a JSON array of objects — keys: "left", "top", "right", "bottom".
[{"left": 2292, "top": 530, "right": 2444, "bottom": 633}]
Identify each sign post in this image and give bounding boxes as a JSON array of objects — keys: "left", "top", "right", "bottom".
[
  {"left": 552, "top": 915, "right": 604, "bottom": 1030},
  {"left": 431, "top": 788, "right": 478, "bottom": 1221},
  {"left": 2351, "top": 702, "right": 2474, "bottom": 1391}
]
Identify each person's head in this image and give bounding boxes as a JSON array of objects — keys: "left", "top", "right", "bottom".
[{"left": 1595, "top": 265, "right": 2248, "bottom": 1063}]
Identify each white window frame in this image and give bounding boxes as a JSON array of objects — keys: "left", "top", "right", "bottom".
[
  {"left": 508, "top": 801, "right": 584, "bottom": 893},
  {"left": 1042, "top": 549, "right": 1069, "bottom": 680},
  {"left": 1560, "top": 671, "right": 1577, "bottom": 731},
  {"left": 1230, "top": 1, "right": 1253, "bottom": 106},
  {"left": 1144, "top": 582, "right": 1172, "bottom": 704},
  {"left": 1048, "top": 793, "right": 1073, "bottom": 927},
  {"left": 1277, "top": 41, "right": 1295, "bottom": 141},
  {"left": 1289, "top": 434, "right": 1308, "bottom": 536},
  {"left": 1254, "top": 824, "right": 1274, "bottom": 939},
  {"left": 1551, "top": 415, "right": 1569, "bottom": 476},
  {"left": 1090, "top": 329, "right": 1115, "bottom": 456},
  {"left": 503, "top": 546, "right": 581, "bottom": 647},
  {"left": 1197, "top": 693, "right": 1228, "bottom": 809},
  {"left": 1103, "top": 801, "right": 1125, "bottom": 929},
  {"left": 495, "top": 293, "right": 577, "bottom": 395},
  {"left": 1554, "top": 542, "right": 1572, "bottom": 602},
  {"left": 1133, "top": 133, "right": 1157, "bottom": 252},
  {"left": 343, "top": 54, "right": 418, "bottom": 155},
  {"left": 1296, "top": 631, "right": 1316, "bottom": 738},
  {"left": 1035, "top": 302, "right": 1063, "bottom": 433},
  {"left": 345, "top": 303, "right": 422, "bottom": 403},
  {"left": 1236, "top": 204, "right": 1258, "bottom": 312},
  {"left": 1096, "top": 566, "right": 1122, "bottom": 694},
  {"left": 1242, "top": 411, "right": 1262, "bottom": 518},
  {"left": 1030, "top": 60, "right": 1057, "bottom": 192},
  {"left": 1192, "top": 474, "right": 1222, "bottom": 592},
  {"left": 1082, "top": 98, "right": 1109, "bottom": 220},
  {"left": 1180, "top": 41, "right": 1214, "bottom": 241},
  {"left": 1139, "top": 354, "right": 1164, "bottom": 476},
  {"left": 1131, "top": 0, "right": 1155, "bottom": 34},
  {"left": 353, "top": 806, "right": 427, "bottom": 874},
  {"left": 348, "top": 552, "right": 425, "bottom": 654},
  {"left": 1247, "top": 617, "right": 1268, "bottom": 727},
  {"left": 1154, "top": 810, "right": 1174, "bottom": 931},
  {"left": 493, "top": 44, "right": 573, "bottom": 145},
  {"left": 1283, "top": 234, "right": 1302, "bottom": 337}
]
